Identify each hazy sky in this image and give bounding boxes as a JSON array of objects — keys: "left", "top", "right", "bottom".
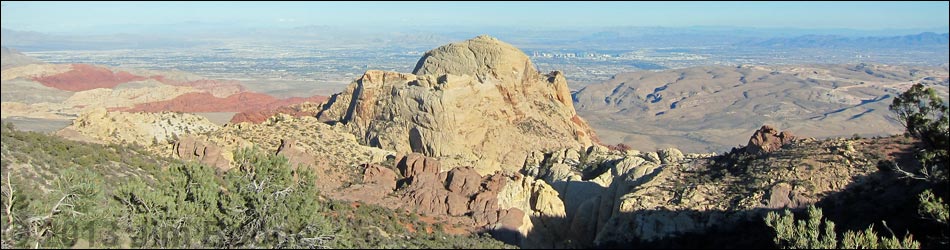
[{"left": 2, "top": 1, "right": 948, "bottom": 34}]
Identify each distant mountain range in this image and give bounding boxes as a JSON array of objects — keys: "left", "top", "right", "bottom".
[
  {"left": 1, "top": 28, "right": 206, "bottom": 51},
  {"left": 738, "top": 32, "right": 950, "bottom": 49},
  {"left": 4, "top": 26, "right": 948, "bottom": 52}
]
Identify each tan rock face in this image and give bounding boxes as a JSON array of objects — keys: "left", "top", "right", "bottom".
[
  {"left": 59, "top": 109, "right": 394, "bottom": 187},
  {"left": 318, "top": 36, "right": 597, "bottom": 174},
  {"left": 174, "top": 135, "right": 230, "bottom": 170},
  {"left": 275, "top": 138, "right": 316, "bottom": 171},
  {"left": 1, "top": 64, "right": 72, "bottom": 81},
  {"left": 58, "top": 108, "right": 220, "bottom": 147},
  {"left": 65, "top": 82, "right": 200, "bottom": 109},
  {"left": 412, "top": 35, "right": 536, "bottom": 84}
]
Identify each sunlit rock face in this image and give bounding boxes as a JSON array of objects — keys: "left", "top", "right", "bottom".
[{"left": 317, "top": 35, "right": 597, "bottom": 175}]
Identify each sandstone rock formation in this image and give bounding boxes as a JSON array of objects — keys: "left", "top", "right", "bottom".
[
  {"left": 55, "top": 108, "right": 392, "bottom": 177},
  {"left": 147, "top": 76, "right": 244, "bottom": 98},
  {"left": 495, "top": 174, "right": 568, "bottom": 248},
  {"left": 1, "top": 78, "right": 73, "bottom": 105},
  {"left": 174, "top": 135, "right": 231, "bottom": 170},
  {"left": 0, "top": 80, "right": 200, "bottom": 121},
  {"left": 68, "top": 83, "right": 199, "bottom": 109},
  {"left": 2, "top": 63, "right": 73, "bottom": 82},
  {"left": 229, "top": 101, "right": 327, "bottom": 124},
  {"left": 57, "top": 108, "right": 220, "bottom": 147},
  {"left": 317, "top": 35, "right": 597, "bottom": 174},
  {"left": 514, "top": 132, "right": 889, "bottom": 248},
  {"left": 316, "top": 151, "right": 572, "bottom": 247},
  {"left": 0, "top": 102, "right": 73, "bottom": 120},
  {"left": 192, "top": 115, "right": 394, "bottom": 174},
  {"left": 122, "top": 92, "right": 327, "bottom": 115},
  {"left": 0, "top": 62, "right": 277, "bottom": 124},
  {"left": 745, "top": 125, "right": 798, "bottom": 154},
  {"left": 396, "top": 153, "right": 510, "bottom": 220},
  {"left": 519, "top": 146, "right": 674, "bottom": 246},
  {"left": 362, "top": 164, "right": 398, "bottom": 192},
  {"left": 56, "top": 103, "right": 910, "bottom": 248},
  {"left": 33, "top": 64, "right": 147, "bottom": 91}
]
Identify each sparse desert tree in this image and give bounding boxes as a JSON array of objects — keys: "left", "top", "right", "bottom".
[
  {"left": 0, "top": 167, "right": 114, "bottom": 249},
  {"left": 889, "top": 83, "right": 949, "bottom": 179},
  {"left": 218, "top": 147, "right": 338, "bottom": 248}
]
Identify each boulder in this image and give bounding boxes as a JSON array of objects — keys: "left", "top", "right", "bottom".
[
  {"left": 446, "top": 192, "right": 470, "bottom": 216},
  {"left": 746, "top": 125, "right": 798, "bottom": 154},
  {"left": 405, "top": 183, "right": 451, "bottom": 215},
  {"left": 446, "top": 166, "right": 482, "bottom": 197},
  {"left": 658, "top": 148, "right": 684, "bottom": 165},
  {"left": 361, "top": 164, "right": 398, "bottom": 191},
  {"left": 766, "top": 182, "right": 814, "bottom": 209},
  {"left": 398, "top": 152, "right": 442, "bottom": 180},
  {"left": 174, "top": 135, "right": 230, "bottom": 170},
  {"left": 276, "top": 138, "right": 316, "bottom": 170},
  {"left": 641, "top": 151, "right": 661, "bottom": 164}
]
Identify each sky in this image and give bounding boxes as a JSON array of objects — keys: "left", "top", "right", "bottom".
[{"left": 1, "top": 1, "right": 948, "bottom": 35}]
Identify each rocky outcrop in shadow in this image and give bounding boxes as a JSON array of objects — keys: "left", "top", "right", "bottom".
[{"left": 745, "top": 125, "right": 798, "bottom": 154}]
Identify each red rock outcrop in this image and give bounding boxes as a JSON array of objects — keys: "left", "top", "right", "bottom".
[
  {"left": 229, "top": 97, "right": 329, "bottom": 124},
  {"left": 123, "top": 92, "right": 275, "bottom": 113},
  {"left": 393, "top": 153, "right": 523, "bottom": 230},
  {"left": 398, "top": 153, "right": 444, "bottom": 182},
  {"left": 745, "top": 125, "right": 798, "bottom": 154},
  {"left": 32, "top": 64, "right": 146, "bottom": 91},
  {"left": 362, "top": 164, "right": 398, "bottom": 191},
  {"left": 123, "top": 92, "right": 327, "bottom": 116},
  {"left": 446, "top": 167, "right": 483, "bottom": 197},
  {"left": 149, "top": 75, "right": 246, "bottom": 96}
]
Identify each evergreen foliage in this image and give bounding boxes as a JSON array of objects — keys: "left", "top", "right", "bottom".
[
  {"left": 766, "top": 205, "right": 921, "bottom": 249},
  {"left": 0, "top": 124, "right": 514, "bottom": 249},
  {"left": 889, "top": 83, "right": 949, "bottom": 179}
]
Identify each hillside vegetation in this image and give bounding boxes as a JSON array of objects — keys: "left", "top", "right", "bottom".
[{"left": 0, "top": 124, "right": 513, "bottom": 248}]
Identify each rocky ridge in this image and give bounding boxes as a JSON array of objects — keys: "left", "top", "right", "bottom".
[
  {"left": 55, "top": 107, "right": 220, "bottom": 146},
  {"left": 39, "top": 36, "right": 934, "bottom": 248},
  {"left": 229, "top": 101, "right": 326, "bottom": 124},
  {"left": 507, "top": 126, "right": 908, "bottom": 247},
  {"left": 317, "top": 35, "right": 597, "bottom": 175}
]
